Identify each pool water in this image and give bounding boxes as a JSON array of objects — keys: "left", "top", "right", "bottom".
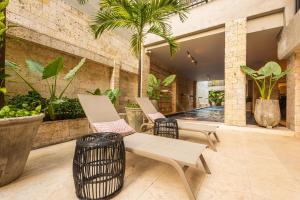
[
  {"left": 168, "top": 106, "right": 225, "bottom": 122},
  {"left": 168, "top": 106, "right": 257, "bottom": 124}
]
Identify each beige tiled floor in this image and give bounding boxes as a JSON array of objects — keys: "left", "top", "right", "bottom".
[{"left": 1, "top": 128, "right": 300, "bottom": 200}]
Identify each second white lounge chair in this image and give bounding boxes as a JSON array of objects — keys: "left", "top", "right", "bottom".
[
  {"left": 136, "top": 97, "right": 220, "bottom": 151},
  {"left": 78, "top": 94, "right": 211, "bottom": 200}
]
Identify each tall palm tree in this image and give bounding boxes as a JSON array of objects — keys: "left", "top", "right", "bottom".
[{"left": 77, "top": 0, "right": 189, "bottom": 97}]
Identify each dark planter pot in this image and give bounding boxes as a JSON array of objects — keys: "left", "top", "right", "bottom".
[
  {"left": 254, "top": 99, "right": 280, "bottom": 128},
  {"left": 0, "top": 114, "right": 44, "bottom": 186}
]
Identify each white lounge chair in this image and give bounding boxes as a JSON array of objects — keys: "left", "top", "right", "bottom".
[
  {"left": 136, "top": 97, "right": 220, "bottom": 151},
  {"left": 78, "top": 94, "right": 211, "bottom": 200}
]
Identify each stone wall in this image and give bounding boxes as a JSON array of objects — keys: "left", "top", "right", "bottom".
[
  {"left": 176, "top": 76, "right": 196, "bottom": 112},
  {"left": 119, "top": 70, "right": 138, "bottom": 112},
  {"left": 224, "top": 18, "right": 247, "bottom": 126},
  {"left": 33, "top": 118, "right": 90, "bottom": 149},
  {"left": 6, "top": 0, "right": 138, "bottom": 73},
  {"left": 286, "top": 52, "right": 300, "bottom": 135},
  {"left": 5, "top": 38, "right": 112, "bottom": 98}
]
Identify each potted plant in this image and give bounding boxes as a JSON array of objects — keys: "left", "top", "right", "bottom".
[
  {"left": 0, "top": 0, "right": 43, "bottom": 186},
  {"left": 241, "top": 61, "right": 290, "bottom": 128},
  {"left": 125, "top": 101, "right": 143, "bottom": 132},
  {"left": 147, "top": 74, "right": 176, "bottom": 110},
  {"left": 208, "top": 91, "right": 224, "bottom": 106},
  {"left": 0, "top": 54, "right": 85, "bottom": 186}
]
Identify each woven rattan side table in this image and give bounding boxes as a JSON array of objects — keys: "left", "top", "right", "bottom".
[
  {"left": 154, "top": 118, "right": 179, "bottom": 139},
  {"left": 73, "top": 132, "right": 125, "bottom": 200}
]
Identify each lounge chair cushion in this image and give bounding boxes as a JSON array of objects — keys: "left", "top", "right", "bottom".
[
  {"left": 148, "top": 112, "right": 166, "bottom": 121},
  {"left": 93, "top": 119, "right": 135, "bottom": 136}
]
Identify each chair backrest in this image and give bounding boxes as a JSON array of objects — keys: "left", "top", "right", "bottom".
[
  {"left": 136, "top": 97, "right": 159, "bottom": 115},
  {"left": 78, "top": 94, "right": 120, "bottom": 123}
]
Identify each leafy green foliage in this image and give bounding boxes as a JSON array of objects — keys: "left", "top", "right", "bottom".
[
  {"left": 0, "top": 104, "right": 41, "bottom": 119},
  {"left": 208, "top": 91, "right": 224, "bottom": 106},
  {"left": 125, "top": 100, "right": 140, "bottom": 108},
  {"left": 0, "top": 0, "right": 9, "bottom": 96},
  {"left": 78, "top": 0, "right": 189, "bottom": 96},
  {"left": 86, "top": 88, "right": 121, "bottom": 105},
  {"left": 241, "top": 61, "right": 290, "bottom": 99},
  {"left": 44, "top": 97, "right": 85, "bottom": 121},
  {"left": 5, "top": 57, "right": 86, "bottom": 119},
  {"left": 0, "top": 0, "right": 9, "bottom": 48},
  {"left": 147, "top": 74, "right": 176, "bottom": 100},
  {"left": 8, "top": 91, "right": 46, "bottom": 110}
]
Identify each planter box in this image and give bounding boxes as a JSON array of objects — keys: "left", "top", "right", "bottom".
[{"left": 33, "top": 118, "right": 90, "bottom": 149}]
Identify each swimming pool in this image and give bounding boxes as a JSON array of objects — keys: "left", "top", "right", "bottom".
[
  {"left": 168, "top": 106, "right": 225, "bottom": 122},
  {"left": 168, "top": 106, "right": 257, "bottom": 124}
]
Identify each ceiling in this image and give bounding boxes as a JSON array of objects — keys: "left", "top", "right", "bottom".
[{"left": 150, "top": 27, "right": 282, "bottom": 81}]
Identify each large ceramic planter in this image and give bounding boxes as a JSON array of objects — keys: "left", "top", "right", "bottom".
[
  {"left": 125, "top": 107, "right": 143, "bottom": 132},
  {"left": 254, "top": 99, "right": 280, "bottom": 128},
  {"left": 0, "top": 114, "right": 44, "bottom": 186}
]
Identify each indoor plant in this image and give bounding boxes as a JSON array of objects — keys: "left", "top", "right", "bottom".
[
  {"left": 147, "top": 74, "right": 176, "bottom": 110},
  {"left": 0, "top": 0, "right": 45, "bottom": 187},
  {"left": 208, "top": 91, "right": 224, "bottom": 106},
  {"left": 78, "top": 0, "right": 188, "bottom": 97},
  {"left": 241, "top": 61, "right": 290, "bottom": 128},
  {"left": 87, "top": 88, "right": 121, "bottom": 106},
  {"left": 6, "top": 57, "right": 86, "bottom": 120}
]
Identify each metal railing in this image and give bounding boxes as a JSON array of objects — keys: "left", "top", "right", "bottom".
[{"left": 186, "top": 0, "right": 210, "bottom": 8}]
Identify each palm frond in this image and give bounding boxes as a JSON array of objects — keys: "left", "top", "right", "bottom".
[{"left": 147, "top": 24, "right": 178, "bottom": 55}]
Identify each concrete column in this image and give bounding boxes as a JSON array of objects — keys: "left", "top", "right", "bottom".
[
  {"left": 110, "top": 60, "right": 121, "bottom": 105},
  {"left": 286, "top": 52, "right": 300, "bottom": 136},
  {"left": 141, "top": 51, "right": 150, "bottom": 97},
  {"left": 224, "top": 18, "right": 247, "bottom": 126},
  {"left": 110, "top": 61, "right": 121, "bottom": 89}
]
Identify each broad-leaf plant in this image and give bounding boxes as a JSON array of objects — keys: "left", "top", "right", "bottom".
[
  {"left": 5, "top": 57, "right": 86, "bottom": 120},
  {"left": 147, "top": 73, "right": 176, "bottom": 100},
  {"left": 241, "top": 61, "right": 290, "bottom": 100}
]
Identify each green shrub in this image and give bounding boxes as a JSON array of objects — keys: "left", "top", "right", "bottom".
[
  {"left": 0, "top": 104, "right": 41, "bottom": 118},
  {"left": 44, "top": 97, "right": 85, "bottom": 121},
  {"left": 8, "top": 91, "right": 46, "bottom": 110},
  {"left": 125, "top": 100, "right": 140, "bottom": 108},
  {"left": 7, "top": 91, "right": 85, "bottom": 121}
]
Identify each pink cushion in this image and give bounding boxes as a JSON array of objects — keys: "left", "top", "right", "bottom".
[
  {"left": 148, "top": 112, "right": 166, "bottom": 121},
  {"left": 93, "top": 119, "right": 135, "bottom": 136}
]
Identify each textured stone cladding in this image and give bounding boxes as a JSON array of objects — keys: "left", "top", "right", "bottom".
[
  {"left": 6, "top": 38, "right": 112, "bottom": 98},
  {"left": 33, "top": 118, "right": 90, "bottom": 149},
  {"left": 287, "top": 52, "right": 300, "bottom": 135},
  {"left": 6, "top": 0, "right": 138, "bottom": 74},
  {"left": 119, "top": 70, "right": 138, "bottom": 112},
  {"left": 224, "top": 18, "right": 247, "bottom": 126},
  {"left": 176, "top": 76, "right": 196, "bottom": 112}
]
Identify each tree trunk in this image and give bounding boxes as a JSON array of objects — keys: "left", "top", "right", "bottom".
[
  {"left": 137, "top": 45, "right": 142, "bottom": 97},
  {"left": 0, "top": 9, "right": 6, "bottom": 107}
]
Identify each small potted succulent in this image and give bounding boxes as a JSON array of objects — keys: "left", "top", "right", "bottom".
[{"left": 241, "top": 61, "right": 290, "bottom": 128}]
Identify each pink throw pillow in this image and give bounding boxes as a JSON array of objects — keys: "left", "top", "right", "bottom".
[
  {"left": 93, "top": 119, "right": 135, "bottom": 136},
  {"left": 148, "top": 112, "right": 166, "bottom": 122}
]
